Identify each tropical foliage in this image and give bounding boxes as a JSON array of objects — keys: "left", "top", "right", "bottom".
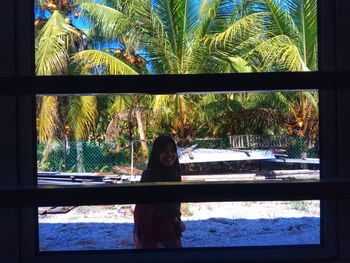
[{"left": 34, "top": 0, "right": 319, "bottom": 171}]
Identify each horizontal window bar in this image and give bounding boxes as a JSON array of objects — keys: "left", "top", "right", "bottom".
[
  {"left": 0, "top": 72, "right": 347, "bottom": 95},
  {"left": 0, "top": 180, "right": 349, "bottom": 207}
]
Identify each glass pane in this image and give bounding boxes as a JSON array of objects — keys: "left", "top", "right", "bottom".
[
  {"left": 38, "top": 201, "right": 320, "bottom": 251},
  {"left": 34, "top": 0, "right": 318, "bottom": 76},
  {"left": 36, "top": 90, "right": 319, "bottom": 184}
]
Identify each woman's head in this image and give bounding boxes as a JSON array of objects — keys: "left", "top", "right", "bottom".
[
  {"left": 148, "top": 135, "right": 178, "bottom": 168},
  {"left": 143, "top": 135, "right": 181, "bottom": 182}
]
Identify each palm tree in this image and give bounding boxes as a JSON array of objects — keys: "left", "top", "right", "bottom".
[
  {"left": 35, "top": 1, "right": 319, "bottom": 168},
  {"left": 37, "top": 95, "right": 97, "bottom": 172},
  {"left": 151, "top": 94, "right": 192, "bottom": 138},
  {"left": 68, "top": 0, "right": 268, "bottom": 139},
  {"left": 36, "top": 0, "right": 317, "bottom": 75},
  {"left": 247, "top": 0, "right": 318, "bottom": 71},
  {"left": 107, "top": 95, "right": 150, "bottom": 154},
  {"left": 35, "top": 0, "right": 86, "bottom": 75},
  {"left": 71, "top": 0, "right": 271, "bottom": 74},
  {"left": 287, "top": 91, "right": 319, "bottom": 140},
  {"left": 37, "top": 96, "right": 65, "bottom": 167},
  {"left": 66, "top": 96, "right": 98, "bottom": 172}
]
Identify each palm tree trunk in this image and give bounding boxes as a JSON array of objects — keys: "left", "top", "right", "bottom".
[
  {"left": 177, "top": 95, "right": 185, "bottom": 138},
  {"left": 40, "top": 139, "right": 54, "bottom": 170},
  {"left": 76, "top": 141, "right": 85, "bottom": 173},
  {"left": 135, "top": 107, "right": 148, "bottom": 154}
]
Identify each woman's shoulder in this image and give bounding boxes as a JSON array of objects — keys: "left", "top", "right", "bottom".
[{"left": 140, "top": 169, "right": 155, "bottom": 182}]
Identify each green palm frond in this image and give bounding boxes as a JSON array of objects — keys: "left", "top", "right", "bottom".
[
  {"left": 250, "top": 35, "right": 309, "bottom": 72},
  {"left": 227, "top": 56, "right": 253, "bottom": 72},
  {"left": 302, "top": 91, "right": 319, "bottom": 113},
  {"left": 287, "top": 0, "right": 318, "bottom": 69},
  {"left": 245, "top": 91, "right": 295, "bottom": 113},
  {"left": 187, "top": 12, "right": 266, "bottom": 73},
  {"left": 200, "top": 0, "right": 249, "bottom": 33},
  {"left": 196, "top": 0, "right": 223, "bottom": 36},
  {"left": 151, "top": 0, "right": 200, "bottom": 67},
  {"left": 35, "top": 11, "right": 81, "bottom": 75},
  {"left": 186, "top": 10, "right": 267, "bottom": 74},
  {"left": 67, "top": 96, "right": 98, "bottom": 140},
  {"left": 230, "top": 0, "right": 255, "bottom": 22},
  {"left": 72, "top": 50, "right": 139, "bottom": 75},
  {"left": 232, "top": 107, "right": 287, "bottom": 134},
  {"left": 248, "top": 0, "right": 317, "bottom": 70},
  {"left": 108, "top": 95, "right": 133, "bottom": 116},
  {"left": 152, "top": 94, "right": 191, "bottom": 130},
  {"left": 220, "top": 33, "right": 266, "bottom": 59},
  {"left": 132, "top": 0, "right": 180, "bottom": 73},
  {"left": 152, "top": 1, "right": 180, "bottom": 58},
  {"left": 152, "top": 95, "right": 172, "bottom": 114},
  {"left": 248, "top": 0, "right": 299, "bottom": 38},
  {"left": 38, "top": 96, "right": 61, "bottom": 143},
  {"left": 80, "top": 2, "right": 129, "bottom": 41},
  {"left": 204, "top": 12, "right": 268, "bottom": 49},
  {"left": 182, "top": 40, "right": 211, "bottom": 73},
  {"left": 151, "top": 95, "right": 174, "bottom": 125}
]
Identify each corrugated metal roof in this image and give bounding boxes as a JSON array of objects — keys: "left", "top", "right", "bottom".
[{"left": 178, "top": 148, "right": 276, "bottom": 164}]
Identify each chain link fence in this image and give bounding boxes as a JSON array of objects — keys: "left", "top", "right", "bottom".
[{"left": 37, "top": 136, "right": 319, "bottom": 173}]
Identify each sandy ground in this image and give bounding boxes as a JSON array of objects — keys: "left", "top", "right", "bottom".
[{"left": 38, "top": 201, "right": 320, "bottom": 251}]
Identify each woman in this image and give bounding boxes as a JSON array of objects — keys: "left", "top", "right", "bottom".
[{"left": 133, "top": 135, "right": 185, "bottom": 249}]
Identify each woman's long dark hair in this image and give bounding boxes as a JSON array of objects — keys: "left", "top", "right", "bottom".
[
  {"left": 141, "top": 135, "right": 181, "bottom": 183},
  {"left": 140, "top": 135, "right": 182, "bottom": 219}
]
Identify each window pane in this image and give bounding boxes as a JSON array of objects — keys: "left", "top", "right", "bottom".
[
  {"left": 36, "top": 90, "right": 319, "bottom": 183},
  {"left": 34, "top": 0, "right": 318, "bottom": 75},
  {"left": 38, "top": 201, "right": 320, "bottom": 251},
  {"left": 36, "top": 90, "right": 321, "bottom": 251}
]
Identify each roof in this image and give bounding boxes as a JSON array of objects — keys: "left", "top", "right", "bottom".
[{"left": 178, "top": 148, "right": 276, "bottom": 164}]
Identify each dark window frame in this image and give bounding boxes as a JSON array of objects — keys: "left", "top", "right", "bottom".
[{"left": 2, "top": 0, "right": 350, "bottom": 262}]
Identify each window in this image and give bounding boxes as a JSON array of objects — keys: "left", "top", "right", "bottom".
[
  {"left": 2, "top": 0, "right": 350, "bottom": 263},
  {"left": 36, "top": 90, "right": 321, "bottom": 251}
]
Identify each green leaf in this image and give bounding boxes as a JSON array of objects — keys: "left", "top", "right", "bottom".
[
  {"left": 72, "top": 50, "right": 139, "bottom": 75},
  {"left": 35, "top": 11, "right": 81, "bottom": 75},
  {"left": 67, "top": 96, "right": 98, "bottom": 140}
]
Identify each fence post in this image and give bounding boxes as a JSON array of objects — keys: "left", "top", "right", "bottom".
[
  {"left": 64, "top": 135, "right": 68, "bottom": 172},
  {"left": 76, "top": 141, "right": 85, "bottom": 173},
  {"left": 130, "top": 134, "right": 134, "bottom": 179}
]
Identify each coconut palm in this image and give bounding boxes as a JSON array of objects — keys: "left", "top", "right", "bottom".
[
  {"left": 71, "top": 0, "right": 271, "bottom": 74},
  {"left": 107, "top": 94, "right": 150, "bottom": 154},
  {"left": 69, "top": 0, "right": 272, "bottom": 138},
  {"left": 35, "top": 1, "right": 99, "bottom": 171},
  {"left": 35, "top": 0, "right": 87, "bottom": 75},
  {"left": 36, "top": 0, "right": 318, "bottom": 75},
  {"left": 190, "top": 92, "right": 289, "bottom": 137},
  {"left": 37, "top": 95, "right": 98, "bottom": 172},
  {"left": 287, "top": 91, "right": 319, "bottom": 140},
  {"left": 151, "top": 94, "right": 195, "bottom": 138},
  {"left": 35, "top": 1, "right": 319, "bottom": 171},
  {"left": 247, "top": 0, "right": 318, "bottom": 71},
  {"left": 232, "top": 91, "right": 295, "bottom": 135},
  {"left": 66, "top": 96, "right": 98, "bottom": 172},
  {"left": 69, "top": 0, "right": 317, "bottom": 137}
]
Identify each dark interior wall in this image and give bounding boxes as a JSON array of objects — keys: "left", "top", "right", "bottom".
[
  {"left": 337, "top": 0, "right": 350, "bottom": 71},
  {"left": 338, "top": 89, "right": 350, "bottom": 261},
  {"left": 0, "top": 0, "right": 19, "bottom": 260},
  {"left": 0, "top": 97, "right": 20, "bottom": 263},
  {"left": 336, "top": 1, "right": 350, "bottom": 259},
  {"left": 0, "top": 1, "right": 15, "bottom": 76}
]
